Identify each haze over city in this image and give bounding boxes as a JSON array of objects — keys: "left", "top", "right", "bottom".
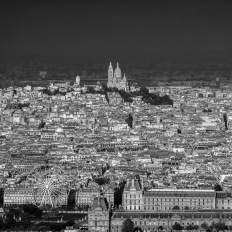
[{"left": 1, "top": 1, "right": 232, "bottom": 232}]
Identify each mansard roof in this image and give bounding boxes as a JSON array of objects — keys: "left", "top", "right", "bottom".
[
  {"left": 144, "top": 189, "right": 216, "bottom": 197},
  {"left": 216, "top": 191, "right": 232, "bottom": 198},
  {"left": 124, "top": 178, "right": 141, "bottom": 192},
  {"left": 90, "top": 196, "right": 108, "bottom": 211}
]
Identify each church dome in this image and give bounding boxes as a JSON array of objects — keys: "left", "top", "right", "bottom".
[{"left": 114, "top": 62, "right": 122, "bottom": 78}]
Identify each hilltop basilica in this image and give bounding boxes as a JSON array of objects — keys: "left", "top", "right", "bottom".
[{"left": 107, "top": 62, "right": 129, "bottom": 91}]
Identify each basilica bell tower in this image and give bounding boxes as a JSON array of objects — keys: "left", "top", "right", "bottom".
[{"left": 107, "top": 62, "right": 114, "bottom": 88}]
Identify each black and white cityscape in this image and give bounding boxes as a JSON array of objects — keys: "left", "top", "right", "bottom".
[{"left": 1, "top": 0, "right": 232, "bottom": 232}]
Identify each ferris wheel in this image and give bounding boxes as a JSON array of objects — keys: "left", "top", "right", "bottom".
[{"left": 26, "top": 164, "right": 70, "bottom": 208}]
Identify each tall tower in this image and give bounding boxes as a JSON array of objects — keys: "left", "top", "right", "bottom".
[
  {"left": 75, "top": 75, "right": 80, "bottom": 86},
  {"left": 114, "top": 62, "right": 122, "bottom": 83},
  {"left": 107, "top": 62, "right": 114, "bottom": 88}
]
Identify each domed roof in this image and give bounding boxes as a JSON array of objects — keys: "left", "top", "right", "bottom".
[{"left": 114, "top": 62, "right": 122, "bottom": 78}]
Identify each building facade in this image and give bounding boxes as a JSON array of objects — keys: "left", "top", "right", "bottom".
[
  {"left": 88, "top": 196, "right": 109, "bottom": 232},
  {"left": 122, "top": 178, "right": 232, "bottom": 211},
  {"left": 143, "top": 189, "right": 215, "bottom": 211},
  {"left": 111, "top": 210, "right": 232, "bottom": 232},
  {"left": 123, "top": 178, "right": 143, "bottom": 211},
  {"left": 107, "top": 92, "right": 123, "bottom": 105},
  {"left": 76, "top": 186, "right": 101, "bottom": 208},
  {"left": 4, "top": 185, "right": 35, "bottom": 206},
  {"left": 216, "top": 191, "right": 232, "bottom": 209},
  {"left": 102, "top": 184, "right": 114, "bottom": 208}
]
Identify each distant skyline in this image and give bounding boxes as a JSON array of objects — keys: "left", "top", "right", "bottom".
[{"left": 1, "top": 0, "right": 232, "bottom": 63}]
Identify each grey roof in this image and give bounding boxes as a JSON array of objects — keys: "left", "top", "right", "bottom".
[
  {"left": 91, "top": 196, "right": 108, "bottom": 211},
  {"left": 124, "top": 178, "right": 141, "bottom": 191}
]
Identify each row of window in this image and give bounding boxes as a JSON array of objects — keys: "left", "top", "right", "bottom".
[
  {"left": 89, "top": 221, "right": 108, "bottom": 226},
  {"left": 126, "top": 200, "right": 214, "bottom": 205},
  {"left": 143, "top": 201, "right": 213, "bottom": 205},
  {"left": 143, "top": 203, "right": 213, "bottom": 207},
  {"left": 125, "top": 195, "right": 215, "bottom": 200},
  {"left": 218, "top": 199, "right": 231, "bottom": 203},
  {"left": 125, "top": 194, "right": 141, "bottom": 199},
  {"left": 126, "top": 205, "right": 214, "bottom": 210},
  {"left": 4, "top": 197, "right": 33, "bottom": 199},
  {"left": 89, "top": 217, "right": 108, "bottom": 220},
  {"left": 4, "top": 193, "right": 33, "bottom": 195},
  {"left": 218, "top": 206, "right": 231, "bottom": 209},
  {"left": 126, "top": 206, "right": 141, "bottom": 210},
  {"left": 143, "top": 206, "right": 209, "bottom": 210},
  {"left": 143, "top": 198, "right": 214, "bottom": 202}
]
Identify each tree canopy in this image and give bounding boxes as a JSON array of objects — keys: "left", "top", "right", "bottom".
[
  {"left": 40, "top": 88, "right": 66, "bottom": 96},
  {"left": 203, "top": 108, "right": 212, "bottom": 112},
  {"left": 122, "top": 218, "right": 134, "bottom": 232},
  {"left": 210, "top": 221, "right": 228, "bottom": 232},
  {"left": 102, "top": 85, "right": 173, "bottom": 105},
  {"left": 214, "top": 183, "right": 223, "bottom": 191},
  {"left": 172, "top": 205, "right": 180, "bottom": 210},
  {"left": 201, "top": 222, "right": 209, "bottom": 230},
  {"left": 134, "top": 226, "right": 143, "bottom": 232},
  {"left": 125, "top": 113, "right": 133, "bottom": 128},
  {"left": 185, "top": 224, "right": 199, "bottom": 230},
  {"left": 22, "top": 204, "right": 43, "bottom": 219},
  {"left": 172, "top": 222, "right": 184, "bottom": 230}
]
